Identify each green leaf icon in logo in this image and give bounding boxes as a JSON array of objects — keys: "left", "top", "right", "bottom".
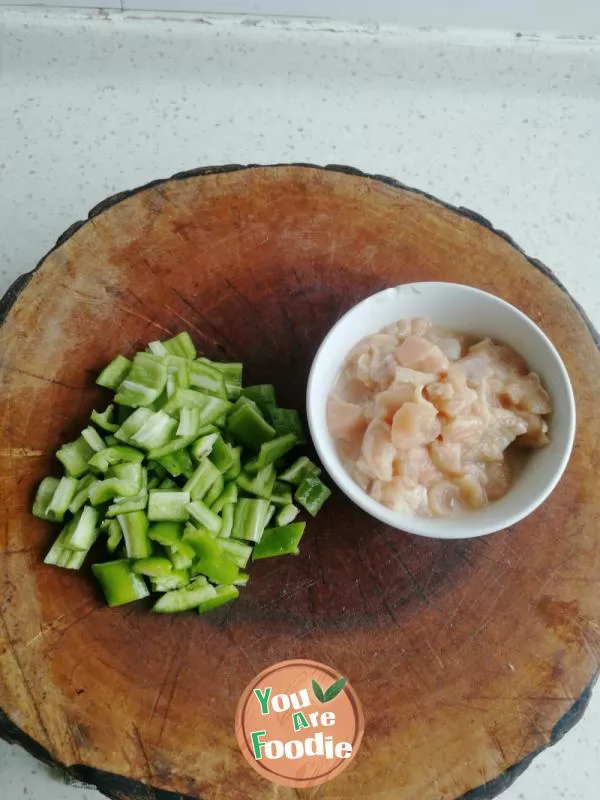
[
  {"left": 312, "top": 676, "right": 348, "bottom": 703},
  {"left": 323, "top": 677, "right": 348, "bottom": 702},
  {"left": 312, "top": 679, "right": 325, "bottom": 703}
]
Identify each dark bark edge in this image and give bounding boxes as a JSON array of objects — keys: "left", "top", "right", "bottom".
[{"left": 1, "top": 162, "right": 598, "bottom": 800}]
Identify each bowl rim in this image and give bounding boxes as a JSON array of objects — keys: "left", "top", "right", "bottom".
[{"left": 306, "top": 281, "right": 576, "bottom": 539}]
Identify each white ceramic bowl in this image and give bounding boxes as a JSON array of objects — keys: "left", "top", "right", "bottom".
[{"left": 307, "top": 282, "right": 576, "bottom": 539}]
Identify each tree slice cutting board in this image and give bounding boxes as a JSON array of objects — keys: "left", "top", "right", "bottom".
[{"left": 1, "top": 164, "right": 599, "bottom": 800}]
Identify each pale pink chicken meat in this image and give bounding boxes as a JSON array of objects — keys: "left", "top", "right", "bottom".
[{"left": 328, "top": 318, "right": 552, "bottom": 518}]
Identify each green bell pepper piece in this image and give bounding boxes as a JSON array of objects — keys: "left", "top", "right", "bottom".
[
  {"left": 197, "top": 584, "right": 240, "bottom": 614},
  {"left": 92, "top": 560, "right": 150, "bottom": 606},
  {"left": 226, "top": 401, "right": 275, "bottom": 451},
  {"left": 253, "top": 522, "right": 306, "bottom": 560},
  {"left": 96, "top": 355, "right": 132, "bottom": 390}
]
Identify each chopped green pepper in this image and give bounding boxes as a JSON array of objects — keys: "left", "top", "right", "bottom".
[
  {"left": 118, "top": 510, "right": 152, "bottom": 559},
  {"left": 253, "top": 522, "right": 306, "bottom": 560},
  {"left": 244, "top": 433, "right": 297, "bottom": 474},
  {"left": 294, "top": 476, "right": 331, "bottom": 517},
  {"left": 189, "top": 360, "right": 227, "bottom": 398},
  {"left": 226, "top": 401, "right": 275, "bottom": 451},
  {"left": 276, "top": 503, "right": 300, "bottom": 526},
  {"left": 90, "top": 404, "right": 119, "bottom": 433},
  {"left": 268, "top": 407, "right": 306, "bottom": 444},
  {"left": 279, "top": 456, "right": 321, "bottom": 485},
  {"left": 184, "top": 458, "right": 222, "bottom": 502},
  {"left": 114, "top": 352, "right": 168, "bottom": 408},
  {"left": 46, "top": 476, "right": 79, "bottom": 522},
  {"left": 210, "top": 482, "right": 238, "bottom": 513},
  {"left": 197, "top": 584, "right": 240, "bottom": 614},
  {"left": 148, "top": 490, "right": 190, "bottom": 522},
  {"left": 232, "top": 498, "right": 270, "bottom": 543},
  {"left": 132, "top": 557, "right": 173, "bottom": 577},
  {"left": 92, "top": 560, "right": 150, "bottom": 606},
  {"left": 270, "top": 481, "right": 293, "bottom": 507},
  {"left": 236, "top": 463, "right": 276, "bottom": 500},
  {"left": 56, "top": 436, "right": 95, "bottom": 477},
  {"left": 81, "top": 426, "right": 106, "bottom": 453},
  {"left": 32, "top": 477, "right": 61, "bottom": 521},
  {"left": 66, "top": 506, "right": 99, "bottom": 550},
  {"left": 186, "top": 500, "right": 222, "bottom": 534},
  {"left": 96, "top": 355, "right": 132, "bottom": 391},
  {"left": 241, "top": 384, "right": 277, "bottom": 418},
  {"left": 68, "top": 474, "right": 97, "bottom": 514},
  {"left": 152, "top": 579, "right": 216, "bottom": 613},
  {"left": 89, "top": 445, "right": 144, "bottom": 472}
]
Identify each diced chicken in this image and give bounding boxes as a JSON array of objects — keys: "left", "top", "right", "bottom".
[
  {"left": 456, "top": 474, "right": 487, "bottom": 509},
  {"left": 396, "top": 335, "right": 449, "bottom": 374},
  {"left": 391, "top": 401, "right": 440, "bottom": 450},
  {"left": 485, "top": 461, "right": 512, "bottom": 501},
  {"left": 375, "top": 382, "right": 420, "bottom": 418},
  {"left": 428, "top": 480, "right": 462, "bottom": 516},
  {"left": 411, "top": 318, "right": 431, "bottom": 336},
  {"left": 434, "top": 337, "right": 463, "bottom": 361},
  {"left": 443, "top": 416, "right": 485, "bottom": 445},
  {"left": 502, "top": 373, "right": 552, "bottom": 414},
  {"left": 327, "top": 318, "right": 552, "bottom": 519},
  {"left": 436, "top": 365, "right": 478, "bottom": 417},
  {"left": 383, "top": 319, "right": 412, "bottom": 339},
  {"left": 394, "top": 366, "right": 437, "bottom": 385},
  {"left": 469, "top": 338, "right": 528, "bottom": 379},
  {"left": 396, "top": 446, "right": 441, "bottom": 484},
  {"left": 457, "top": 354, "right": 494, "bottom": 384},
  {"left": 430, "top": 440, "right": 463, "bottom": 475},
  {"left": 424, "top": 381, "right": 454, "bottom": 404},
  {"left": 360, "top": 419, "right": 395, "bottom": 481},
  {"left": 379, "top": 477, "right": 429, "bottom": 515},
  {"left": 327, "top": 395, "right": 366, "bottom": 443},
  {"left": 515, "top": 411, "right": 550, "bottom": 448},
  {"left": 346, "top": 461, "right": 372, "bottom": 492},
  {"left": 471, "top": 409, "right": 528, "bottom": 462}
]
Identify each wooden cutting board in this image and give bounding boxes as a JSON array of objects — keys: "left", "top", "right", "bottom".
[{"left": 1, "top": 164, "right": 599, "bottom": 800}]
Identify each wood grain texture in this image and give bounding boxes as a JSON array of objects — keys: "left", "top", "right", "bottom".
[{"left": 1, "top": 164, "right": 599, "bottom": 800}]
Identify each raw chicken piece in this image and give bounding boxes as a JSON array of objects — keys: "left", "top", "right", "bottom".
[
  {"left": 457, "top": 354, "right": 494, "bottom": 384},
  {"left": 396, "top": 335, "right": 449, "bottom": 374},
  {"left": 443, "top": 416, "right": 485, "bottom": 446},
  {"left": 502, "top": 373, "right": 552, "bottom": 414},
  {"left": 394, "top": 366, "right": 437, "bottom": 385},
  {"left": 379, "top": 477, "right": 429, "bottom": 515},
  {"left": 355, "top": 340, "right": 398, "bottom": 389},
  {"left": 336, "top": 376, "right": 372, "bottom": 405},
  {"left": 360, "top": 419, "right": 395, "bottom": 481},
  {"left": 430, "top": 440, "right": 463, "bottom": 475},
  {"left": 434, "top": 337, "right": 463, "bottom": 361},
  {"left": 435, "top": 365, "right": 478, "bottom": 418},
  {"left": 469, "top": 338, "right": 528, "bottom": 379},
  {"left": 411, "top": 318, "right": 431, "bottom": 336},
  {"left": 428, "top": 480, "right": 462, "bottom": 516},
  {"left": 424, "top": 380, "right": 454, "bottom": 405},
  {"left": 391, "top": 401, "right": 440, "bottom": 450},
  {"left": 396, "top": 446, "right": 441, "bottom": 484},
  {"left": 472, "top": 409, "right": 528, "bottom": 462},
  {"left": 375, "top": 382, "right": 420, "bottom": 418},
  {"left": 345, "top": 461, "right": 371, "bottom": 492},
  {"left": 383, "top": 319, "right": 412, "bottom": 338},
  {"left": 327, "top": 395, "right": 366, "bottom": 443},
  {"left": 485, "top": 461, "right": 512, "bottom": 501},
  {"left": 328, "top": 318, "right": 552, "bottom": 519},
  {"left": 456, "top": 475, "right": 487, "bottom": 509},
  {"left": 515, "top": 411, "right": 550, "bottom": 448}
]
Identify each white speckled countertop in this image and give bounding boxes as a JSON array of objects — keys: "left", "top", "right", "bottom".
[{"left": 1, "top": 7, "right": 600, "bottom": 799}]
